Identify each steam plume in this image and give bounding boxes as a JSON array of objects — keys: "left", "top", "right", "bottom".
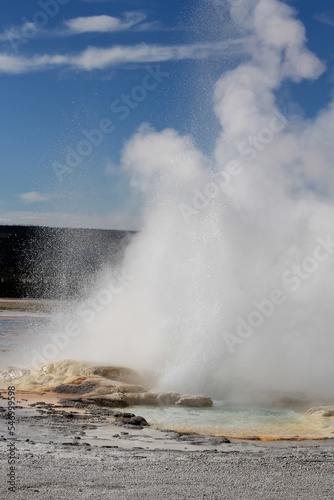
[{"left": 63, "top": 0, "right": 334, "bottom": 401}]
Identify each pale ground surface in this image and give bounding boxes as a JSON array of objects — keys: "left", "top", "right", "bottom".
[
  {"left": 0, "top": 298, "right": 67, "bottom": 313},
  {"left": 0, "top": 392, "right": 334, "bottom": 500}
]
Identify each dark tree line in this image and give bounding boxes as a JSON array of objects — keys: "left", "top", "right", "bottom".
[{"left": 0, "top": 225, "right": 134, "bottom": 299}]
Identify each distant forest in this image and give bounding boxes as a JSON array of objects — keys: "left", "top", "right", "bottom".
[{"left": 0, "top": 225, "right": 134, "bottom": 299}]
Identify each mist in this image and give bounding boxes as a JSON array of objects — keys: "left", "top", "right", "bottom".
[{"left": 53, "top": 0, "right": 334, "bottom": 402}]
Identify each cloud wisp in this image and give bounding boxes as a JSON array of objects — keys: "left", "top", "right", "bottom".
[
  {"left": 314, "top": 12, "right": 334, "bottom": 28},
  {"left": 0, "top": 11, "right": 165, "bottom": 48},
  {"left": 19, "top": 192, "right": 51, "bottom": 204},
  {"left": 0, "top": 38, "right": 247, "bottom": 74}
]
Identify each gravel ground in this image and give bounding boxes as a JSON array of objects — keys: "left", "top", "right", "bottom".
[{"left": 2, "top": 441, "right": 334, "bottom": 500}]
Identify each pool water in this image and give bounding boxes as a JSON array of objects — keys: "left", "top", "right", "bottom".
[{"left": 126, "top": 402, "right": 330, "bottom": 440}]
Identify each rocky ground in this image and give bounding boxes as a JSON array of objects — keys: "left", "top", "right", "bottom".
[
  {"left": 1, "top": 359, "right": 215, "bottom": 410},
  {"left": 0, "top": 393, "right": 334, "bottom": 500}
]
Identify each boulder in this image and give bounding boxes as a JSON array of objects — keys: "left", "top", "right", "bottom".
[
  {"left": 51, "top": 376, "right": 146, "bottom": 398},
  {"left": 85, "top": 382, "right": 146, "bottom": 397},
  {"left": 124, "top": 393, "right": 140, "bottom": 405},
  {"left": 51, "top": 377, "right": 100, "bottom": 394},
  {"left": 85, "top": 393, "right": 129, "bottom": 408},
  {"left": 85, "top": 365, "right": 142, "bottom": 385},
  {"left": 306, "top": 406, "right": 334, "bottom": 417},
  {"left": 156, "top": 392, "right": 181, "bottom": 405},
  {"left": 124, "top": 391, "right": 183, "bottom": 406},
  {"left": 323, "top": 410, "right": 334, "bottom": 417},
  {"left": 114, "top": 415, "right": 149, "bottom": 428},
  {"left": 137, "top": 392, "right": 159, "bottom": 405},
  {"left": 175, "top": 395, "right": 213, "bottom": 407},
  {"left": 170, "top": 431, "right": 230, "bottom": 445},
  {"left": 113, "top": 384, "right": 146, "bottom": 395}
]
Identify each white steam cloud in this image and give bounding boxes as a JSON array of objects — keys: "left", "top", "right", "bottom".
[{"left": 62, "top": 0, "right": 334, "bottom": 402}]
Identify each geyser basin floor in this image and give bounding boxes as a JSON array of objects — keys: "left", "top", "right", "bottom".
[
  {"left": 125, "top": 403, "right": 334, "bottom": 441},
  {"left": 1, "top": 396, "right": 334, "bottom": 500},
  {"left": 0, "top": 304, "right": 332, "bottom": 442}
]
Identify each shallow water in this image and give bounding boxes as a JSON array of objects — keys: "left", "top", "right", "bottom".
[{"left": 125, "top": 403, "right": 329, "bottom": 440}]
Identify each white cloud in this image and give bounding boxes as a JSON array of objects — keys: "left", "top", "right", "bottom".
[
  {"left": 71, "top": 43, "right": 210, "bottom": 70},
  {"left": 0, "top": 39, "right": 246, "bottom": 74},
  {"left": 19, "top": 192, "right": 51, "bottom": 204},
  {"left": 121, "top": 125, "right": 205, "bottom": 193},
  {"left": 0, "top": 53, "right": 68, "bottom": 74},
  {"left": 64, "top": 12, "right": 146, "bottom": 34}
]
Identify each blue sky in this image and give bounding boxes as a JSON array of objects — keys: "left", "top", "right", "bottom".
[{"left": 0, "top": 0, "right": 333, "bottom": 229}]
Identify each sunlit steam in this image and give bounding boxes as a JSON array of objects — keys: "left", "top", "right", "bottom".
[{"left": 42, "top": 0, "right": 334, "bottom": 402}]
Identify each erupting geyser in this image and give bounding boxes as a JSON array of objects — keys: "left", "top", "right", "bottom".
[{"left": 37, "top": 0, "right": 334, "bottom": 402}]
